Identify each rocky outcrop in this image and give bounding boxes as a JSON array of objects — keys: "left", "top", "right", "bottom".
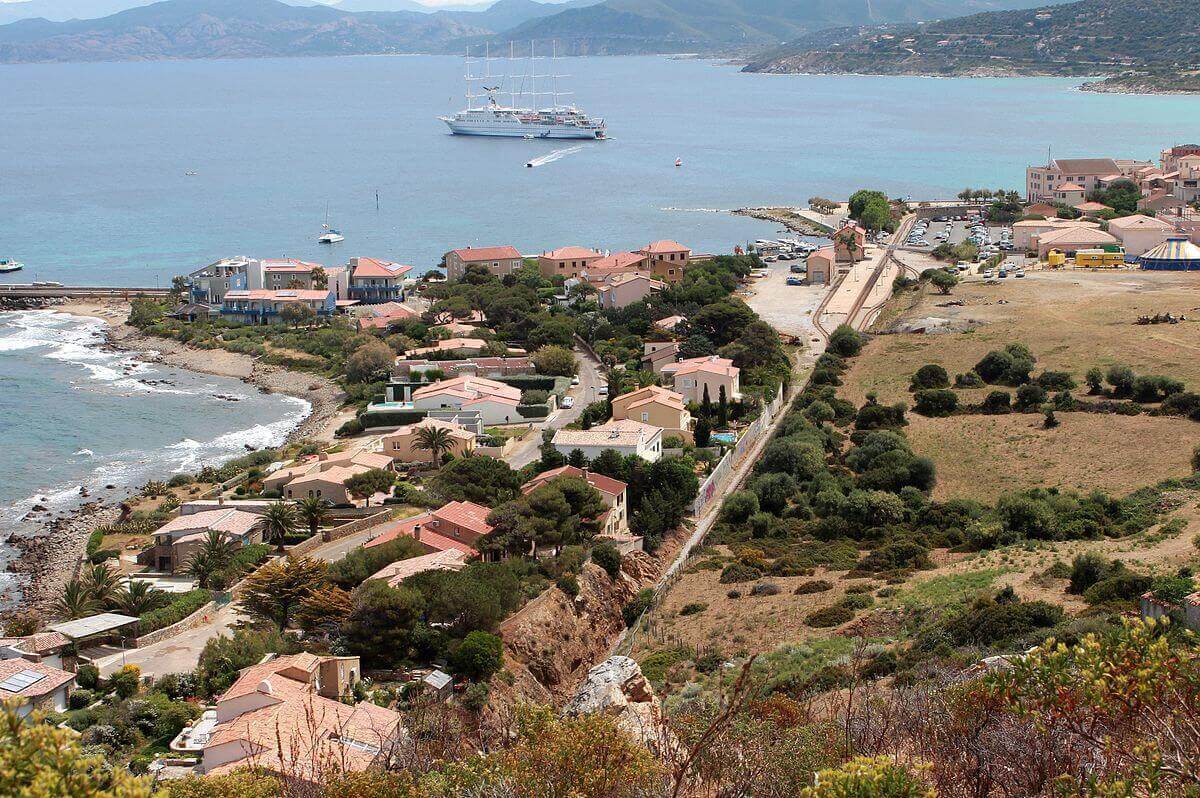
[{"left": 563, "top": 656, "right": 668, "bottom": 754}]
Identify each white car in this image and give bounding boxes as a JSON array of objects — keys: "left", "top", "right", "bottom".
[{"left": 561, "top": 396, "right": 575, "bottom": 409}]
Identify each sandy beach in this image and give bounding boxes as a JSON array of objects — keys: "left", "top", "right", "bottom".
[{"left": 3, "top": 297, "right": 351, "bottom": 618}]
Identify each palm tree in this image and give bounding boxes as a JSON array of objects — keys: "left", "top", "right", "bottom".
[
  {"left": 259, "top": 501, "right": 298, "bottom": 552},
  {"left": 414, "top": 425, "right": 455, "bottom": 467},
  {"left": 297, "top": 496, "right": 330, "bottom": 541},
  {"left": 186, "top": 530, "right": 238, "bottom": 589},
  {"left": 54, "top": 580, "right": 99, "bottom": 620},
  {"left": 113, "top": 580, "right": 168, "bottom": 617},
  {"left": 82, "top": 563, "right": 122, "bottom": 607}
]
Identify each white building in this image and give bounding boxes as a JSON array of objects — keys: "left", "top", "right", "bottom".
[{"left": 552, "top": 419, "right": 663, "bottom": 463}]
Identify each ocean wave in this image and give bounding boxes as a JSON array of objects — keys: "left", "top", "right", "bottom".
[{"left": 73, "top": 449, "right": 95, "bottom": 457}]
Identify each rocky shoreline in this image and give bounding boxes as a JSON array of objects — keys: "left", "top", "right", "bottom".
[{"left": 2, "top": 297, "right": 349, "bottom": 619}]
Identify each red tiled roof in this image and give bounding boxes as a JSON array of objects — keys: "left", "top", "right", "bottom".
[
  {"left": 0, "top": 658, "right": 74, "bottom": 700},
  {"left": 522, "top": 465, "right": 627, "bottom": 499},
  {"left": 640, "top": 240, "right": 689, "bottom": 254},
  {"left": 262, "top": 258, "right": 323, "bottom": 273},
  {"left": 363, "top": 513, "right": 432, "bottom": 550},
  {"left": 433, "top": 500, "right": 493, "bottom": 537},
  {"left": 542, "top": 246, "right": 601, "bottom": 260},
  {"left": 350, "top": 258, "right": 412, "bottom": 279},
  {"left": 449, "top": 246, "right": 522, "bottom": 262},
  {"left": 1056, "top": 183, "right": 1085, "bottom": 192}
]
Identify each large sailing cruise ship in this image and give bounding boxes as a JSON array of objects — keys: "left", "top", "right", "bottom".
[{"left": 439, "top": 43, "right": 606, "bottom": 140}]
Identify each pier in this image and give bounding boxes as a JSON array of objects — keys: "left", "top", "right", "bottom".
[{"left": 0, "top": 284, "right": 172, "bottom": 299}]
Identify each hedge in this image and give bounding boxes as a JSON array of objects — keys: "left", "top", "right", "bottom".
[
  {"left": 359, "top": 410, "right": 427, "bottom": 429},
  {"left": 231, "top": 544, "right": 272, "bottom": 571},
  {"left": 496, "top": 375, "right": 561, "bottom": 392},
  {"left": 138, "top": 589, "right": 213, "bottom": 635},
  {"left": 516, "top": 405, "right": 551, "bottom": 419}
]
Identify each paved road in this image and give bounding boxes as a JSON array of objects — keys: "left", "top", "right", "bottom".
[
  {"left": 95, "top": 525, "right": 386, "bottom": 678},
  {"left": 506, "top": 345, "right": 602, "bottom": 469}
]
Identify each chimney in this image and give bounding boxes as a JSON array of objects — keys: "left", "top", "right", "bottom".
[
  {"left": 318, "top": 452, "right": 328, "bottom": 462},
  {"left": 217, "top": 495, "right": 224, "bottom": 506},
  {"left": 413, "top": 523, "right": 421, "bottom": 543}
]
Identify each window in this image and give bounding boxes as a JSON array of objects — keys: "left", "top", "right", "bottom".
[{"left": 641, "top": 412, "right": 649, "bottom": 422}]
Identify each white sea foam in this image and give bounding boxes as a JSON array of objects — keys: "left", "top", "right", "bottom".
[
  {"left": 73, "top": 449, "right": 95, "bottom": 457},
  {"left": 526, "top": 145, "right": 584, "bottom": 168}
]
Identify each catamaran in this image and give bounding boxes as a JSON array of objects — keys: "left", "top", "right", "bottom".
[{"left": 439, "top": 42, "right": 606, "bottom": 140}]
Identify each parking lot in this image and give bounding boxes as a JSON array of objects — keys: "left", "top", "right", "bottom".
[{"left": 902, "top": 213, "right": 1014, "bottom": 261}]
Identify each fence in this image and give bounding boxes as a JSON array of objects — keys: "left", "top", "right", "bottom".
[
  {"left": 616, "top": 385, "right": 791, "bottom": 656},
  {"left": 288, "top": 510, "right": 394, "bottom": 555}
]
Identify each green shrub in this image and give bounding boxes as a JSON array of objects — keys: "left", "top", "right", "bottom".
[
  {"left": 955, "top": 371, "right": 984, "bottom": 388},
  {"left": 1083, "top": 573, "right": 1151, "bottom": 605},
  {"left": 828, "top": 325, "right": 865, "bottom": 358},
  {"left": 805, "top": 604, "right": 856, "bottom": 627},
  {"left": 679, "top": 602, "right": 707, "bottom": 616},
  {"left": 719, "top": 562, "right": 763, "bottom": 584},
  {"left": 138, "top": 589, "right": 213, "bottom": 635},
  {"left": 910, "top": 364, "right": 950, "bottom": 391},
  {"left": 623, "top": 588, "right": 655, "bottom": 627},
  {"left": 1014, "top": 383, "right": 1047, "bottom": 411},
  {"left": 1068, "top": 552, "right": 1111, "bottom": 594},
  {"left": 839, "top": 592, "right": 874, "bottom": 610},
  {"left": 590, "top": 543, "right": 622, "bottom": 581},
  {"left": 794, "top": 579, "right": 834, "bottom": 595},
  {"left": 913, "top": 389, "right": 958, "bottom": 417},
  {"left": 556, "top": 573, "right": 580, "bottom": 598},
  {"left": 1034, "top": 371, "right": 1076, "bottom": 391},
  {"left": 75, "top": 664, "right": 100, "bottom": 690},
  {"left": 449, "top": 631, "right": 503, "bottom": 682}
]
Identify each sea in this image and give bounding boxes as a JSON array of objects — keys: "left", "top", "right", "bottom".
[{"left": 2, "top": 54, "right": 1199, "bottom": 599}]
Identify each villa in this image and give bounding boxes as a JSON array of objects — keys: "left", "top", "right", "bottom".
[
  {"left": 348, "top": 257, "right": 412, "bottom": 304},
  {"left": 0, "top": 658, "right": 75, "bottom": 719},
  {"left": 538, "top": 246, "right": 604, "bottom": 279},
  {"left": 443, "top": 245, "right": 523, "bottom": 281},
  {"left": 552, "top": 419, "right": 663, "bottom": 463},
  {"left": 220, "top": 289, "right": 336, "bottom": 325},
  {"left": 142, "top": 508, "right": 264, "bottom": 573},
  {"left": 392, "top": 356, "right": 533, "bottom": 381},
  {"left": 406, "top": 338, "right": 490, "bottom": 358},
  {"left": 522, "top": 465, "right": 636, "bottom": 549},
  {"left": 410, "top": 375, "right": 523, "bottom": 426},
  {"left": 1025, "top": 157, "right": 1153, "bottom": 203},
  {"left": 382, "top": 418, "right": 476, "bottom": 464},
  {"left": 367, "top": 549, "right": 468, "bottom": 588},
  {"left": 356, "top": 302, "right": 419, "bottom": 331},
  {"left": 595, "top": 273, "right": 666, "bottom": 310},
  {"left": 364, "top": 501, "right": 491, "bottom": 554},
  {"left": 610, "top": 385, "right": 690, "bottom": 433},
  {"left": 642, "top": 341, "right": 680, "bottom": 374},
  {"left": 660, "top": 355, "right": 741, "bottom": 405},
  {"left": 200, "top": 653, "right": 400, "bottom": 781},
  {"left": 638, "top": 240, "right": 691, "bottom": 284},
  {"left": 263, "top": 449, "right": 393, "bottom": 495}
]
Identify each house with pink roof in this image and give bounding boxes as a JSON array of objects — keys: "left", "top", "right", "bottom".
[
  {"left": 347, "top": 257, "right": 412, "bottom": 304},
  {"left": 661, "top": 355, "right": 741, "bottom": 405},
  {"left": 538, "top": 246, "right": 603, "bottom": 279},
  {"left": 595, "top": 273, "right": 666, "bottom": 310},
  {"left": 411, "top": 375, "right": 523, "bottom": 425},
  {"left": 143, "top": 508, "right": 264, "bottom": 573},
  {"left": 0, "top": 658, "right": 75, "bottom": 718},
  {"left": 356, "top": 302, "right": 419, "bottom": 331},
  {"left": 638, "top": 240, "right": 691, "bottom": 284},
  {"left": 221, "top": 288, "right": 336, "bottom": 324},
  {"left": 443, "top": 245, "right": 523, "bottom": 281}
]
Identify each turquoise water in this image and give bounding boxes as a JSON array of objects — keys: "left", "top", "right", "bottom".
[{"left": 3, "top": 55, "right": 1198, "bottom": 285}]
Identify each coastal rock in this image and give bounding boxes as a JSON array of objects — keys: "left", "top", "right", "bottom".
[{"left": 563, "top": 656, "right": 667, "bottom": 754}]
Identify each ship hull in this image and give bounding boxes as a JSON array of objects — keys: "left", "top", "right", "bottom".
[{"left": 442, "top": 118, "right": 603, "bottom": 139}]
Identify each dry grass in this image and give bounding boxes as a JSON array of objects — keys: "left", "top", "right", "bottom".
[{"left": 844, "top": 270, "right": 1200, "bottom": 407}]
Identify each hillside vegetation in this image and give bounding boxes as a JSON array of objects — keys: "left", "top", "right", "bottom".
[{"left": 744, "top": 0, "right": 1200, "bottom": 92}]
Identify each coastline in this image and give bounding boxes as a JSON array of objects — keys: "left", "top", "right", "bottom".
[{"left": 3, "top": 298, "right": 350, "bottom": 618}]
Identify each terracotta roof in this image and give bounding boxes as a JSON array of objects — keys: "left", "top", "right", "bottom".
[
  {"left": 1036, "top": 227, "right": 1119, "bottom": 246},
  {"left": 522, "top": 465, "right": 627, "bottom": 499},
  {"left": 542, "top": 246, "right": 601, "bottom": 260},
  {"left": 262, "top": 258, "right": 323, "bottom": 273},
  {"left": 218, "top": 653, "right": 319, "bottom": 703},
  {"left": 358, "top": 302, "right": 418, "bottom": 329},
  {"left": 449, "top": 246, "right": 521, "bottom": 262},
  {"left": 411, "top": 375, "right": 520, "bottom": 403},
  {"left": 662, "top": 355, "right": 739, "bottom": 379},
  {"left": 225, "top": 289, "right": 330, "bottom": 302},
  {"left": 1107, "top": 214, "right": 1176, "bottom": 231},
  {"left": 809, "top": 247, "right": 835, "bottom": 261},
  {"left": 363, "top": 512, "right": 433, "bottom": 550},
  {"left": 369, "top": 549, "right": 467, "bottom": 587},
  {"left": 0, "top": 658, "right": 74, "bottom": 700},
  {"left": 614, "top": 385, "right": 686, "bottom": 413},
  {"left": 387, "top": 417, "right": 475, "bottom": 442},
  {"left": 1056, "top": 183, "right": 1085, "bottom": 192},
  {"left": 654, "top": 315, "right": 685, "bottom": 330},
  {"left": 432, "top": 501, "right": 493, "bottom": 537},
  {"left": 1051, "top": 158, "right": 1119, "bottom": 175},
  {"left": 587, "top": 251, "right": 647, "bottom": 272},
  {"left": 1024, "top": 203, "right": 1059, "bottom": 216},
  {"left": 553, "top": 419, "right": 662, "bottom": 449},
  {"left": 287, "top": 464, "right": 368, "bottom": 489},
  {"left": 602, "top": 273, "right": 665, "bottom": 289},
  {"left": 155, "top": 508, "right": 261, "bottom": 539},
  {"left": 20, "top": 632, "right": 71, "bottom": 653},
  {"left": 640, "top": 240, "right": 689, "bottom": 254},
  {"left": 350, "top": 258, "right": 412, "bottom": 279},
  {"left": 1073, "top": 201, "right": 1110, "bottom": 212},
  {"left": 407, "top": 338, "right": 489, "bottom": 356}
]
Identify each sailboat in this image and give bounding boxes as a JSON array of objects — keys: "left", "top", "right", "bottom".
[{"left": 317, "top": 205, "right": 344, "bottom": 244}]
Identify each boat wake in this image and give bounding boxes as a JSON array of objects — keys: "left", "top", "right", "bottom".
[{"left": 525, "top": 145, "right": 584, "bottom": 168}]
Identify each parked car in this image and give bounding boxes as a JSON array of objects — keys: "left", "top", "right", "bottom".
[
  {"left": 561, "top": 396, "right": 575, "bottom": 409},
  {"left": 786, "top": 276, "right": 805, "bottom": 286}
]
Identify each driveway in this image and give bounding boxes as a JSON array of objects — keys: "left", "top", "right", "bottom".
[
  {"left": 506, "top": 345, "right": 602, "bottom": 469},
  {"left": 96, "top": 523, "right": 390, "bottom": 678}
]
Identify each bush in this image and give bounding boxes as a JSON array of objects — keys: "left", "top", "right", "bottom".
[
  {"left": 76, "top": 664, "right": 100, "bottom": 690},
  {"left": 980, "top": 390, "right": 1012, "bottom": 414},
  {"left": 805, "top": 604, "right": 856, "bottom": 627},
  {"left": 449, "top": 631, "right": 504, "bottom": 682},
  {"left": 839, "top": 592, "right": 874, "bottom": 610},
  {"left": 679, "top": 602, "right": 707, "bottom": 616},
  {"left": 336, "top": 418, "right": 365, "bottom": 437},
  {"left": 913, "top": 389, "right": 958, "bottom": 417},
  {"left": 1014, "top": 383, "right": 1047, "bottom": 411},
  {"left": 1083, "top": 573, "right": 1152, "bottom": 606},
  {"left": 910, "top": 364, "right": 950, "bottom": 391},
  {"left": 461, "top": 681, "right": 490, "bottom": 712},
  {"left": 556, "top": 573, "right": 579, "bottom": 598},
  {"left": 794, "top": 579, "right": 834, "bottom": 595},
  {"left": 719, "top": 562, "right": 763, "bottom": 584},
  {"left": 1106, "top": 364, "right": 1136, "bottom": 397},
  {"left": 828, "top": 325, "right": 865, "bottom": 358},
  {"left": 750, "top": 582, "right": 781, "bottom": 597},
  {"left": 590, "top": 543, "right": 622, "bottom": 581},
  {"left": 327, "top": 536, "right": 427, "bottom": 590},
  {"left": 1068, "top": 552, "right": 1110, "bottom": 594},
  {"left": 1034, "top": 371, "right": 1076, "bottom": 391},
  {"left": 954, "top": 371, "right": 984, "bottom": 388},
  {"left": 721, "top": 491, "right": 760, "bottom": 524},
  {"left": 107, "top": 665, "right": 141, "bottom": 699},
  {"left": 138, "top": 589, "right": 213, "bottom": 635},
  {"left": 68, "top": 689, "right": 94, "bottom": 710},
  {"left": 803, "top": 756, "right": 934, "bottom": 798},
  {"left": 974, "top": 344, "right": 1035, "bottom": 385},
  {"left": 623, "top": 588, "right": 654, "bottom": 627}
]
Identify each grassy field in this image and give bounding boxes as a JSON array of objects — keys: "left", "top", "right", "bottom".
[{"left": 843, "top": 269, "right": 1200, "bottom": 502}]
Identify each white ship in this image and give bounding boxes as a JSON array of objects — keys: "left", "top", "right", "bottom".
[
  {"left": 0, "top": 259, "right": 23, "bottom": 274},
  {"left": 439, "top": 42, "right": 606, "bottom": 140}
]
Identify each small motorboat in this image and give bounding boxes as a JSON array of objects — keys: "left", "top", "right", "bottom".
[
  {"left": 675, "top": 158, "right": 682, "bottom": 167},
  {"left": 184, "top": 170, "right": 198, "bottom": 176},
  {"left": 318, "top": 225, "right": 344, "bottom": 244},
  {"left": 0, "top": 259, "right": 23, "bottom": 274},
  {"left": 525, "top": 161, "right": 534, "bottom": 168}
]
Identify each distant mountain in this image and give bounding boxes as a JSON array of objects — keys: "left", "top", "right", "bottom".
[
  {"left": 743, "top": 0, "right": 1200, "bottom": 93},
  {"left": 0, "top": 0, "right": 158, "bottom": 24},
  {"left": 0, "top": 0, "right": 492, "bottom": 60},
  {"left": 492, "top": 0, "right": 1079, "bottom": 55}
]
